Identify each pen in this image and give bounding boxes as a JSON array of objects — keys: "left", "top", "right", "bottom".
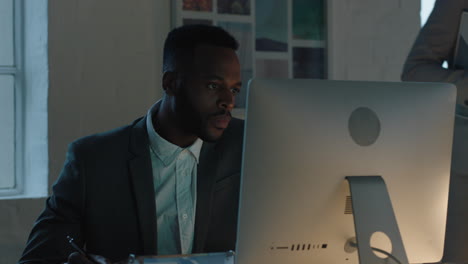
[{"left": 66, "top": 235, "right": 99, "bottom": 264}]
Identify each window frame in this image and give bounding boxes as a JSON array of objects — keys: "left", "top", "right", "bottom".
[{"left": 0, "top": 0, "right": 24, "bottom": 196}]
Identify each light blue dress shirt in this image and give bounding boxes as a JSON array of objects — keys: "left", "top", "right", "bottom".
[{"left": 146, "top": 104, "right": 203, "bottom": 255}]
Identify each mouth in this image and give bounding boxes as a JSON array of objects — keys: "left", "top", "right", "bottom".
[{"left": 211, "top": 114, "right": 231, "bottom": 130}]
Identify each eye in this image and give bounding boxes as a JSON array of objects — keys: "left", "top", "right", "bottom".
[
  {"left": 231, "top": 88, "right": 241, "bottom": 95},
  {"left": 207, "top": 83, "right": 219, "bottom": 90}
]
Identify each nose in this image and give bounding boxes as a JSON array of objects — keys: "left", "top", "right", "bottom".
[{"left": 217, "top": 87, "right": 235, "bottom": 111}]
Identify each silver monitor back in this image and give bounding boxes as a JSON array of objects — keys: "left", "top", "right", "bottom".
[{"left": 236, "top": 79, "right": 456, "bottom": 264}]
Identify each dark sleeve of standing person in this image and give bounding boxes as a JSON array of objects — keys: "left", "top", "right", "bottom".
[
  {"left": 403, "top": 1, "right": 468, "bottom": 263},
  {"left": 402, "top": 0, "right": 468, "bottom": 105},
  {"left": 18, "top": 142, "right": 87, "bottom": 264}
]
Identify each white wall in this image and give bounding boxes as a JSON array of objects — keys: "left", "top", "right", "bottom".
[
  {"left": 0, "top": 0, "right": 420, "bottom": 263},
  {"left": 328, "top": 0, "right": 420, "bottom": 81}
]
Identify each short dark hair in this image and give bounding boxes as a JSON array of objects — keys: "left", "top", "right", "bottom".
[{"left": 163, "top": 24, "right": 239, "bottom": 73}]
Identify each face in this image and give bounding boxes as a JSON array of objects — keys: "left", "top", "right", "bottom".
[{"left": 174, "top": 44, "right": 241, "bottom": 142}]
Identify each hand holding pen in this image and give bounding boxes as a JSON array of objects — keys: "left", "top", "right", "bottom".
[
  {"left": 66, "top": 236, "right": 138, "bottom": 264},
  {"left": 66, "top": 236, "right": 104, "bottom": 264}
]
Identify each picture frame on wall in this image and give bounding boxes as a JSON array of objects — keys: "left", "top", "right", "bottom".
[{"left": 172, "top": 0, "right": 327, "bottom": 115}]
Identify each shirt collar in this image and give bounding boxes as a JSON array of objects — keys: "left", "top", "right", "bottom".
[
  {"left": 146, "top": 102, "right": 203, "bottom": 166},
  {"left": 187, "top": 137, "right": 203, "bottom": 164}
]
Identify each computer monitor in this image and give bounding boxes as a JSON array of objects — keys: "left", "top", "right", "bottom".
[{"left": 235, "top": 79, "right": 456, "bottom": 264}]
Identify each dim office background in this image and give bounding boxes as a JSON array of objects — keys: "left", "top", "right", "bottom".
[{"left": 0, "top": 0, "right": 436, "bottom": 263}]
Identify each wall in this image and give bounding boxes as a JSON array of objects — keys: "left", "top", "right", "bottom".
[
  {"left": 328, "top": 0, "right": 420, "bottom": 81},
  {"left": 0, "top": 0, "right": 420, "bottom": 263},
  {"left": 47, "top": 0, "right": 169, "bottom": 190}
]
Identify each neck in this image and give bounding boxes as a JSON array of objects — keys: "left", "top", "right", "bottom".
[{"left": 154, "top": 99, "right": 198, "bottom": 148}]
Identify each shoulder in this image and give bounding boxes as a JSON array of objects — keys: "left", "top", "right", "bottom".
[{"left": 68, "top": 117, "right": 145, "bottom": 157}]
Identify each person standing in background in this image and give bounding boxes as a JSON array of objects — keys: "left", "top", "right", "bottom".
[
  {"left": 402, "top": 0, "right": 468, "bottom": 105},
  {"left": 402, "top": 0, "right": 468, "bottom": 263}
]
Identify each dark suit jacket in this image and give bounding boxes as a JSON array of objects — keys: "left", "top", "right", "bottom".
[{"left": 19, "top": 116, "right": 244, "bottom": 263}]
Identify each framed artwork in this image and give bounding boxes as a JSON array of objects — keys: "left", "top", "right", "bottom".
[{"left": 172, "top": 0, "right": 326, "bottom": 110}]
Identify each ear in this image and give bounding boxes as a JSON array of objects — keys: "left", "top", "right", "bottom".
[{"left": 162, "top": 71, "right": 178, "bottom": 96}]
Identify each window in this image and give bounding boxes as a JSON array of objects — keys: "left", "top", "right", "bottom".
[
  {"left": 0, "top": 0, "right": 22, "bottom": 194},
  {"left": 0, "top": 0, "right": 48, "bottom": 198},
  {"left": 420, "top": 0, "right": 436, "bottom": 27}
]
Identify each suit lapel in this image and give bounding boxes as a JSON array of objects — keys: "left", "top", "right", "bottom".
[
  {"left": 193, "top": 142, "right": 220, "bottom": 252},
  {"left": 128, "top": 116, "right": 158, "bottom": 255}
]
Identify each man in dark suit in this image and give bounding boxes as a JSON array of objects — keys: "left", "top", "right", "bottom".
[{"left": 19, "top": 24, "right": 244, "bottom": 264}]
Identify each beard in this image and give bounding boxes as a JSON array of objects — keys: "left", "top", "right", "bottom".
[{"left": 173, "top": 83, "right": 231, "bottom": 143}]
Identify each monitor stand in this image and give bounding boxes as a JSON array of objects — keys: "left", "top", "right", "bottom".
[{"left": 346, "top": 176, "right": 409, "bottom": 264}]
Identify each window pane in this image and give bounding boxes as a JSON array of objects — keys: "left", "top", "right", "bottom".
[
  {"left": 0, "top": 75, "right": 15, "bottom": 189},
  {"left": 0, "top": 0, "right": 14, "bottom": 66},
  {"left": 421, "top": 0, "right": 436, "bottom": 27}
]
